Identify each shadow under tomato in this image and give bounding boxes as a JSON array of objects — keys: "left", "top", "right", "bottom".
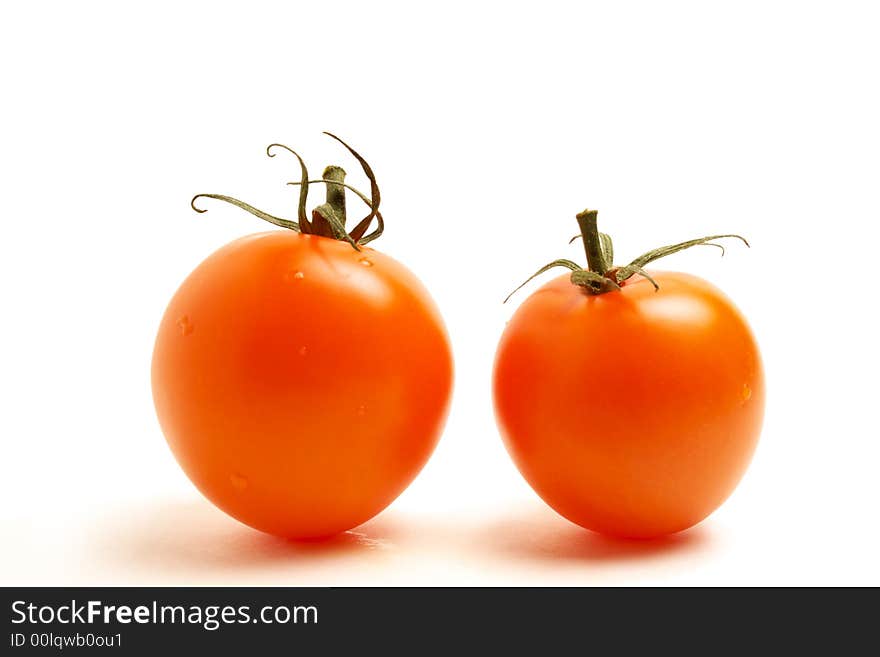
[
  {"left": 479, "top": 503, "right": 713, "bottom": 564},
  {"left": 94, "top": 498, "right": 401, "bottom": 579}
]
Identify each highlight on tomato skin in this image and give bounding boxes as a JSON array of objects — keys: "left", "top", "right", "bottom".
[
  {"left": 493, "top": 209, "right": 764, "bottom": 539},
  {"left": 151, "top": 135, "right": 454, "bottom": 539}
]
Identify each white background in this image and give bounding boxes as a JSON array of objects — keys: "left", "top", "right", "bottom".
[{"left": 2, "top": 1, "right": 878, "bottom": 586}]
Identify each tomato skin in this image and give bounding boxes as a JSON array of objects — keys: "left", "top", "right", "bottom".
[
  {"left": 493, "top": 271, "right": 764, "bottom": 538},
  {"left": 152, "top": 231, "right": 453, "bottom": 538}
]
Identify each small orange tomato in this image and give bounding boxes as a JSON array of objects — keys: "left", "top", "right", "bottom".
[
  {"left": 152, "top": 135, "right": 453, "bottom": 538},
  {"left": 493, "top": 210, "right": 764, "bottom": 538}
]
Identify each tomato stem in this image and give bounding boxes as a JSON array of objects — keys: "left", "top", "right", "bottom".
[
  {"left": 323, "top": 166, "right": 347, "bottom": 225},
  {"left": 311, "top": 166, "right": 348, "bottom": 238},
  {"left": 190, "top": 134, "right": 385, "bottom": 251},
  {"left": 575, "top": 210, "right": 606, "bottom": 275},
  {"left": 504, "top": 209, "right": 749, "bottom": 302}
]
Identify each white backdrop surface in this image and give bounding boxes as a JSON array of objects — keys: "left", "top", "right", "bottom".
[{"left": 1, "top": 1, "right": 878, "bottom": 585}]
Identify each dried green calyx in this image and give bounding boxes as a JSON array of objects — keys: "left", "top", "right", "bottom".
[
  {"left": 504, "top": 209, "right": 748, "bottom": 302},
  {"left": 190, "top": 132, "right": 383, "bottom": 251}
]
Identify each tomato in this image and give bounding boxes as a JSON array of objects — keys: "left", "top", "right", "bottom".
[
  {"left": 152, "top": 136, "right": 453, "bottom": 538},
  {"left": 493, "top": 210, "right": 764, "bottom": 538},
  {"left": 153, "top": 232, "right": 452, "bottom": 538}
]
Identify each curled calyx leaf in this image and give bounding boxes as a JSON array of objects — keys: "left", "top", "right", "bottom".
[
  {"left": 505, "top": 209, "right": 748, "bottom": 302},
  {"left": 190, "top": 134, "right": 385, "bottom": 251}
]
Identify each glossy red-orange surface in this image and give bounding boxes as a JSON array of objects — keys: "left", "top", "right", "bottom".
[
  {"left": 493, "top": 272, "right": 764, "bottom": 538},
  {"left": 153, "top": 231, "right": 453, "bottom": 538}
]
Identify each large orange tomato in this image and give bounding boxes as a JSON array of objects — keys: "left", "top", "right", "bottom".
[
  {"left": 493, "top": 210, "right": 764, "bottom": 538},
  {"left": 152, "top": 136, "right": 453, "bottom": 538}
]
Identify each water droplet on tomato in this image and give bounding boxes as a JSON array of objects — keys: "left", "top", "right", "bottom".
[
  {"left": 230, "top": 473, "right": 248, "bottom": 490},
  {"left": 358, "top": 258, "right": 373, "bottom": 267},
  {"left": 741, "top": 384, "right": 752, "bottom": 401},
  {"left": 285, "top": 269, "right": 305, "bottom": 282},
  {"left": 176, "top": 315, "right": 193, "bottom": 336},
  {"left": 298, "top": 346, "right": 308, "bottom": 357},
  {"left": 357, "top": 404, "right": 367, "bottom": 417}
]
